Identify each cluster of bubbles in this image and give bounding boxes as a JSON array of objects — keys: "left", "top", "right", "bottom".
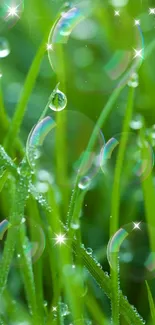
[
  {"left": 47, "top": 1, "right": 144, "bottom": 94},
  {"left": 0, "top": 217, "right": 45, "bottom": 268},
  {"left": 107, "top": 222, "right": 155, "bottom": 281}
]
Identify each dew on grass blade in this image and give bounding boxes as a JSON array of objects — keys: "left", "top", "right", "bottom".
[
  {"left": 26, "top": 111, "right": 104, "bottom": 188},
  {"left": 127, "top": 72, "right": 139, "bottom": 88},
  {"left": 49, "top": 83, "right": 67, "bottom": 112},
  {"left": 48, "top": 1, "right": 144, "bottom": 94},
  {"left": 14, "top": 217, "right": 45, "bottom": 267},
  {"left": 0, "top": 0, "right": 24, "bottom": 30},
  {"left": 130, "top": 114, "right": 144, "bottom": 130},
  {"left": 107, "top": 222, "right": 155, "bottom": 281},
  {"left": 100, "top": 132, "right": 154, "bottom": 185},
  {"left": 78, "top": 176, "right": 91, "bottom": 190},
  {"left": 0, "top": 37, "right": 10, "bottom": 58}
]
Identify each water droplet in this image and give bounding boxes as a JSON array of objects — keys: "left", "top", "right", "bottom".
[
  {"left": 70, "top": 222, "right": 80, "bottom": 230},
  {"left": 59, "top": 302, "right": 70, "bottom": 316},
  {"left": 86, "top": 247, "right": 93, "bottom": 255},
  {"left": 35, "top": 181, "right": 49, "bottom": 193},
  {"left": 130, "top": 114, "right": 144, "bottom": 130},
  {"left": 78, "top": 176, "right": 91, "bottom": 190},
  {"left": 128, "top": 72, "right": 139, "bottom": 88},
  {"left": 0, "top": 37, "right": 10, "bottom": 58},
  {"left": 49, "top": 83, "right": 67, "bottom": 112}
]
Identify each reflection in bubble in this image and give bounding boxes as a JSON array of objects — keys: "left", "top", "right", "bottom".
[
  {"left": 26, "top": 111, "right": 104, "bottom": 188},
  {"left": 107, "top": 222, "right": 155, "bottom": 281},
  {"left": 48, "top": 2, "right": 144, "bottom": 94},
  {"left": 0, "top": 37, "right": 10, "bottom": 58},
  {"left": 49, "top": 83, "right": 67, "bottom": 112},
  {"left": 100, "top": 132, "right": 154, "bottom": 184}
]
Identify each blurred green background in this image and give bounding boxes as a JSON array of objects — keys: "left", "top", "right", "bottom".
[{"left": 1, "top": 0, "right": 155, "bottom": 323}]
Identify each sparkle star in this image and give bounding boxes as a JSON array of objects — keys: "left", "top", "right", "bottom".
[
  {"left": 46, "top": 43, "right": 52, "bottom": 50},
  {"left": 134, "top": 19, "right": 140, "bottom": 26},
  {"left": 6, "top": 5, "right": 19, "bottom": 18},
  {"left": 52, "top": 306, "right": 57, "bottom": 312},
  {"left": 149, "top": 8, "right": 155, "bottom": 15},
  {"left": 133, "top": 48, "right": 143, "bottom": 59},
  {"left": 114, "top": 10, "right": 120, "bottom": 16},
  {"left": 54, "top": 233, "right": 67, "bottom": 245},
  {"left": 133, "top": 222, "right": 141, "bottom": 230}
]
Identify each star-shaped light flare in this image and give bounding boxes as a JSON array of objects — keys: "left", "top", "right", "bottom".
[
  {"left": 114, "top": 10, "right": 120, "bottom": 16},
  {"left": 149, "top": 8, "right": 155, "bottom": 15},
  {"left": 6, "top": 5, "right": 19, "bottom": 18},
  {"left": 134, "top": 19, "right": 140, "bottom": 26},
  {"left": 133, "top": 222, "right": 141, "bottom": 230},
  {"left": 46, "top": 43, "right": 53, "bottom": 51},
  {"left": 133, "top": 48, "right": 143, "bottom": 59},
  {"left": 54, "top": 233, "right": 67, "bottom": 246}
]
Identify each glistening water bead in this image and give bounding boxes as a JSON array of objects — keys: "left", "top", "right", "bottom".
[
  {"left": 0, "top": 37, "right": 10, "bottom": 58},
  {"left": 107, "top": 222, "right": 155, "bottom": 281},
  {"left": 49, "top": 84, "right": 67, "bottom": 112}
]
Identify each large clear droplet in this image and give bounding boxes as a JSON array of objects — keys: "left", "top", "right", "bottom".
[
  {"left": 49, "top": 83, "right": 67, "bottom": 112},
  {"left": 0, "top": 37, "right": 10, "bottom": 58}
]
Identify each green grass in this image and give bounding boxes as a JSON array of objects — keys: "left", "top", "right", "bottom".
[{"left": 0, "top": 0, "right": 155, "bottom": 324}]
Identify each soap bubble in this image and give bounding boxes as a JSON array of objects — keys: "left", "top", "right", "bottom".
[
  {"left": 49, "top": 83, "right": 67, "bottom": 112},
  {"left": 0, "top": 0, "right": 24, "bottom": 30},
  {"left": 100, "top": 132, "right": 154, "bottom": 185},
  {"left": 13, "top": 217, "right": 45, "bottom": 268},
  {"left": 26, "top": 111, "right": 104, "bottom": 189},
  {"left": 48, "top": 1, "right": 144, "bottom": 94},
  {"left": 107, "top": 222, "right": 155, "bottom": 281},
  {"left": 0, "top": 37, "right": 10, "bottom": 58}
]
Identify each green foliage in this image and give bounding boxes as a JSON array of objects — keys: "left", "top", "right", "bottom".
[{"left": 0, "top": 0, "right": 155, "bottom": 324}]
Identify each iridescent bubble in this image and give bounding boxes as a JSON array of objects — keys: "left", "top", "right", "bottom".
[
  {"left": 0, "top": 219, "right": 10, "bottom": 240},
  {"left": 0, "top": 0, "right": 24, "bottom": 30},
  {"left": 14, "top": 217, "right": 45, "bottom": 267},
  {"left": 49, "top": 83, "right": 67, "bottom": 112},
  {"left": 100, "top": 132, "right": 154, "bottom": 184},
  {"left": 48, "top": 2, "right": 144, "bottom": 94},
  {"left": 107, "top": 222, "right": 155, "bottom": 281},
  {"left": 0, "top": 37, "right": 10, "bottom": 58},
  {"left": 26, "top": 111, "right": 104, "bottom": 188}
]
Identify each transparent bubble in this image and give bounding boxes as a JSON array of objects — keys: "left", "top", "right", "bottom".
[
  {"left": 0, "top": 0, "right": 24, "bottom": 30},
  {"left": 107, "top": 222, "right": 155, "bottom": 281},
  {"left": 100, "top": 132, "right": 154, "bottom": 185},
  {"left": 0, "top": 37, "right": 10, "bottom": 58},
  {"left": 26, "top": 111, "right": 104, "bottom": 189},
  {"left": 146, "top": 125, "right": 155, "bottom": 148},
  {"left": 49, "top": 83, "right": 67, "bottom": 112},
  {"left": 48, "top": 2, "right": 144, "bottom": 94},
  {"left": 13, "top": 217, "right": 45, "bottom": 268},
  {"left": 0, "top": 219, "right": 10, "bottom": 240}
]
